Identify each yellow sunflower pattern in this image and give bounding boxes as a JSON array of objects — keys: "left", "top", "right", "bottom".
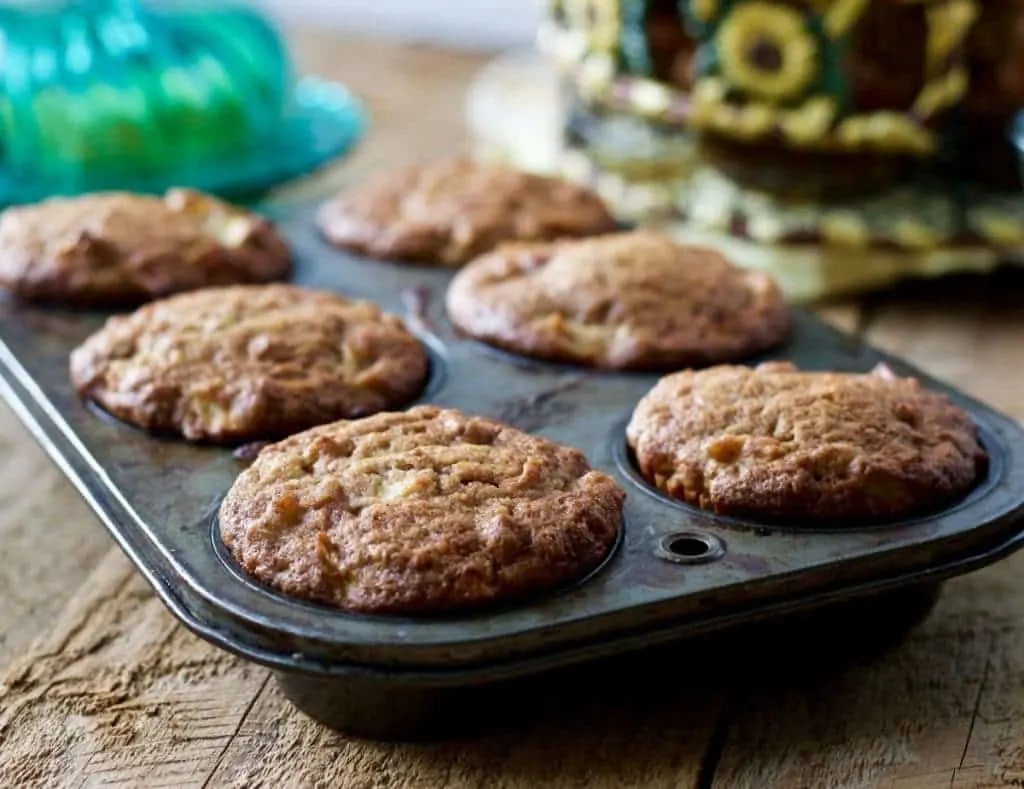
[
  {"left": 687, "top": 0, "right": 978, "bottom": 154},
  {"left": 542, "top": 0, "right": 980, "bottom": 156},
  {"left": 715, "top": 3, "right": 819, "bottom": 102}
]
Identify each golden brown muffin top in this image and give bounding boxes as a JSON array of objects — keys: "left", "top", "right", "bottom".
[
  {"left": 627, "top": 361, "right": 987, "bottom": 522},
  {"left": 219, "top": 405, "right": 624, "bottom": 615},
  {"left": 0, "top": 189, "right": 290, "bottom": 306},
  {"left": 446, "top": 230, "right": 788, "bottom": 370},
  {"left": 70, "top": 284, "right": 428, "bottom": 443},
  {"left": 317, "top": 157, "right": 617, "bottom": 266}
]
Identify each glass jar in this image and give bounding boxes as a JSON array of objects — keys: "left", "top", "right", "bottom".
[{"left": 0, "top": 0, "right": 291, "bottom": 187}]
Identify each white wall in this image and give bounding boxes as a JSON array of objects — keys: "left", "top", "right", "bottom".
[{"left": 258, "top": 0, "right": 542, "bottom": 52}]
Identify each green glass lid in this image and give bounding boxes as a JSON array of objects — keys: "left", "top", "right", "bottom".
[{"left": 0, "top": 0, "right": 367, "bottom": 205}]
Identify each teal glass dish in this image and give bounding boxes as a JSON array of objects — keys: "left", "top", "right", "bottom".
[{"left": 0, "top": 0, "right": 366, "bottom": 205}]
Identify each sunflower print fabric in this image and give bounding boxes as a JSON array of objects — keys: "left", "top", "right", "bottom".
[
  {"left": 714, "top": 2, "right": 819, "bottom": 101},
  {"left": 682, "top": 0, "right": 976, "bottom": 154},
  {"left": 542, "top": 0, "right": 978, "bottom": 155}
]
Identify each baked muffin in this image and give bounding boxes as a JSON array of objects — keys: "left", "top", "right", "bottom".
[
  {"left": 626, "top": 361, "right": 987, "bottom": 522},
  {"left": 0, "top": 189, "right": 291, "bottom": 306},
  {"left": 70, "top": 284, "right": 428, "bottom": 443},
  {"left": 219, "top": 405, "right": 625, "bottom": 615},
  {"left": 316, "top": 156, "right": 617, "bottom": 266},
  {"left": 446, "top": 230, "right": 788, "bottom": 370}
]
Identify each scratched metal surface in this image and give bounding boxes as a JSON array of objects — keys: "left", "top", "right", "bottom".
[{"left": 1, "top": 204, "right": 1024, "bottom": 676}]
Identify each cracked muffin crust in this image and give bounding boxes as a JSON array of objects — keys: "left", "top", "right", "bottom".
[
  {"left": 70, "top": 284, "right": 428, "bottom": 444},
  {"left": 0, "top": 189, "right": 291, "bottom": 306},
  {"left": 316, "top": 157, "right": 618, "bottom": 266},
  {"left": 219, "top": 405, "right": 625, "bottom": 615},
  {"left": 626, "top": 362, "right": 987, "bottom": 522},
  {"left": 446, "top": 230, "right": 789, "bottom": 370}
]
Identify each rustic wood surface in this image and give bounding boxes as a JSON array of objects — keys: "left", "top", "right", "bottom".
[{"left": 2, "top": 30, "right": 1024, "bottom": 789}]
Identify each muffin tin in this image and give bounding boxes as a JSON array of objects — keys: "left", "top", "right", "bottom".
[{"left": 2, "top": 202, "right": 1024, "bottom": 740}]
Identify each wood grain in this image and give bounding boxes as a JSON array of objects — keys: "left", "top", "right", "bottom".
[
  {"left": 862, "top": 271, "right": 1024, "bottom": 422},
  {"left": 203, "top": 652, "right": 731, "bottom": 788},
  {"left": 0, "top": 394, "right": 111, "bottom": 666},
  {"left": 3, "top": 28, "right": 1024, "bottom": 789},
  {"left": 711, "top": 557, "right": 1024, "bottom": 789},
  {"left": 0, "top": 552, "right": 265, "bottom": 788},
  {"left": 0, "top": 551, "right": 728, "bottom": 789}
]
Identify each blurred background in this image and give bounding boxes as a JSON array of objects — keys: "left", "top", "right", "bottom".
[
  {"left": 260, "top": 0, "right": 540, "bottom": 51},
  {"left": 2, "top": 0, "right": 1019, "bottom": 301}
]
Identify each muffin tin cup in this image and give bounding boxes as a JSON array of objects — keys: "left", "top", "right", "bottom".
[{"left": 2, "top": 204, "right": 1024, "bottom": 740}]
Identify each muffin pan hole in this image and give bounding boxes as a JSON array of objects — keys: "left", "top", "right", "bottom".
[{"left": 656, "top": 531, "right": 725, "bottom": 565}]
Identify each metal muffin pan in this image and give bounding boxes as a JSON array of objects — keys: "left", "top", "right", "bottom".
[{"left": 2, "top": 203, "right": 1024, "bottom": 739}]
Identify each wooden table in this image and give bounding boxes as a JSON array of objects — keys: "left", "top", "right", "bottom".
[{"left": 2, "top": 31, "right": 1024, "bottom": 789}]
